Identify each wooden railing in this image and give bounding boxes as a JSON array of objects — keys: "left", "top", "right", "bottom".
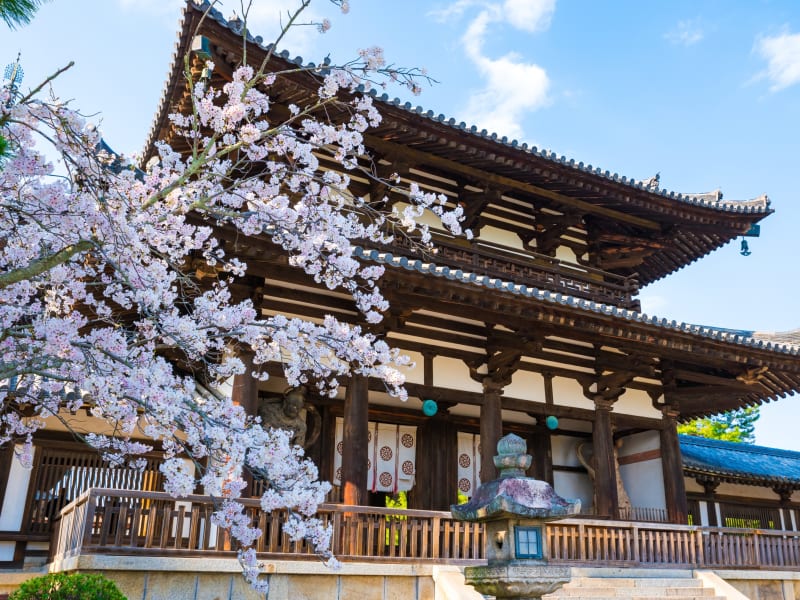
[
  {"left": 49, "top": 489, "right": 484, "bottom": 565},
  {"left": 50, "top": 489, "right": 800, "bottom": 571},
  {"left": 618, "top": 506, "right": 669, "bottom": 523},
  {"left": 383, "top": 235, "right": 641, "bottom": 309},
  {"left": 548, "top": 518, "right": 800, "bottom": 569}
]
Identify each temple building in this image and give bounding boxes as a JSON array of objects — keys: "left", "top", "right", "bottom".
[{"left": 3, "top": 2, "right": 800, "bottom": 598}]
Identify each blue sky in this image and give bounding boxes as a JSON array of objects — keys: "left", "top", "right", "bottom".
[{"left": 3, "top": 0, "right": 800, "bottom": 448}]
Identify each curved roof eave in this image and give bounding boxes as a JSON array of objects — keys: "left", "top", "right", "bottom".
[
  {"left": 355, "top": 245, "right": 800, "bottom": 359},
  {"left": 145, "top": 1, "right": 772, "bottom": 222}
]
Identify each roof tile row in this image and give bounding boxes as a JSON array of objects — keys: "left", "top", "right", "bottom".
[
  {"left": 354, "top": 246, "right": 800, "bottom": 356},
  {"left": 187, "top": 1, "right": 769, "bottom": 216}
]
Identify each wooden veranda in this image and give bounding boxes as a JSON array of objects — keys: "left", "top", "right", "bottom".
[{"left": 48, "top": 488, "right": 800, "bottom": 572}]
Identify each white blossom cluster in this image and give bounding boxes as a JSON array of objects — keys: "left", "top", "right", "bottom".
[{"left": 0, "top": 1, "right": 465, "bottom": 591}]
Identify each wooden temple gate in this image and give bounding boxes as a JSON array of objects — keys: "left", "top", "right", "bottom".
[{"left": 9, "top": 0, "right": 800, "bottom": 576}]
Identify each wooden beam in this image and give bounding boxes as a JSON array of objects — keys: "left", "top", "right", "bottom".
[
  {"left": 674, "top": 368, "right": 762, "bottom": 391},
  {"left": 365, "top": 135, "right": 663, "bottom": 231}
]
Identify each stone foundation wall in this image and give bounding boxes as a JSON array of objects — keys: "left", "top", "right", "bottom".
[
  {"left": 99, "top": 571, "right": 435, "bottom": 600},
  {"left": 722, "top": 577, "right": 798, "bottom": 600},
  {"left": 39, "top": 556, "right": 449, "bottom": 600}
]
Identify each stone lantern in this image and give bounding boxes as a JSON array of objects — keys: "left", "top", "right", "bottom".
[{"left": 451, "top": 433, "right": 581, "bottom": 600}]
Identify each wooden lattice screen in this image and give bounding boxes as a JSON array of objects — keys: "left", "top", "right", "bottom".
[
  {"left": 718, "top": 501, "right": 782, "bottom": 530},
  {"left": 25, "top": 443, "right": 164, "bottom": 534}
]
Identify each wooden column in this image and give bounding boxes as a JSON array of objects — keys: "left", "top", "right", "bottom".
[
  {"left": 231, "top": 351, "right": 258, "bottom": 495},
  {"left": 592, "top": 397, "right": 619, "bottom": 519},
  {"left": 480, "top": 379, "right": 504, "bottom": 483},
  {"left": 527, "top": 424, "right": 553, "bottom": 485},
  {"left": 230, "top": 351, "right": 258, "bottom": 416},
  {"left": 341, "top": 375, "right": 369, "bottom": 506},
  {"left": 660, "top": 406, "right": 688, "bottom": 524},
  {"left": 410, "top": 415, "right": 457, "bottom": 510},
  {"left": 315, "top": 405, "right": 336, "bottom": 488}
]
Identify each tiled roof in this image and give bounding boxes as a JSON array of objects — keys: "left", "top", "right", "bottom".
[
  {"left": 752, "top": 329, "right": 800, "bottom": 346},
  {"left": 680, "top": 435, "right": 800, "bottom": 486},
  {"left": 155, "top": 1, "right": 770, "bottom": 217},
  {"left": 354, "top": 246, "right": 800, "bottom": 357}
]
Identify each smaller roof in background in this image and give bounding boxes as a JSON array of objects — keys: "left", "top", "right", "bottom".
[{"left": 680, "top": 434, "right": 800, "bottom": 486}]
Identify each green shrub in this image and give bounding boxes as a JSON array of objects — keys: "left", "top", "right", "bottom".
[{"left": 10, "top": 573, "right": 126, "bottom": 600}]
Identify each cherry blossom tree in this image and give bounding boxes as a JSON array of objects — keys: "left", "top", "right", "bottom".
[{"left": 0, "top": 0, "right": 464, "bottom": 590}]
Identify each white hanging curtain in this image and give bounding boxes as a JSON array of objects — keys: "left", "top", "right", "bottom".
[
  {"left": 457, "top": 432, "right": 481, "bottom": 498},
  {"left": 333, "top": 418, "right": 417, "bottom": 493}
]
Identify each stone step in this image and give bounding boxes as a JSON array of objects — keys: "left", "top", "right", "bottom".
[
  {"left": 546, "top": 597, "right": 727, "bottom": 600},
  {"left": 566, "top": 577, "right": 707, "bottom": 588},
  {"left": 543, "top": 576, "right": 727, "bottom": 600},
  {"left": 553, "top": 589, "right": 716, "bottom": 598}
]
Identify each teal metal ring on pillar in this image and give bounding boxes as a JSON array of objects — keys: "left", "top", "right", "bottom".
[
  {"left": 422, "top": 399, "right": 438, "bottom": 416},
  {"left": 545, "top": 415, "right": 559, "bottom": 430}
]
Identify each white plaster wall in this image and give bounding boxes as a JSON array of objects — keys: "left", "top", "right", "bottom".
[
  {"left": 551, "top": 435, "right": 583, "bottom": 468},
  {"left": 552, "top": 377, "right": 594, "bottom": 410},
  {"left": 617, "top": 431, "right": 665, "bottom": 511},
  {"left": 0, "top": 445, "right": 33, "bottom": 561},
  {"left": 684, "top": 477, "right": 704, "bottom": 494},
  {"left": 503, "top": 370, "right": 544, "bottom": 402},
  {"left": 477, "top": 224, "right": 523, "bottom": 249},
  {"left": 698, "top": 501, "right": 710, "bottom": 526},
  {"left": 712, "top": 481, "right": 786, "bottom": 501},
  {"left": 555, "top": 245, "right": 578, "bottom": 264},
  {"left": 618, "top": 431, "right": 660, "bottom": 455},
  {"left": 397, "top": 350, "right": 425, "bottom": 385},
  {"left": 0, "top": 445, "right": 32, "bottom": 530},
  {"left": 393, "top": 201, "right": 442, "bottom": 230},
  {"left": 449, "top": 403, "right": 481, "bottom": 419},
  {"left": 553, "top": 471, "right": 592, "bottom": 509},
  {"left": 0, "top": 541, "right": 13, "bottom": 562},
  {"left": 432, "top": 357, "right": 483, "bottom": 393},
  {"left": 500, "top": 410, "right": 536, "bottom": 425},
  {"left": 619, "top": 459, "right": 666, "bottom": 510},
  {"left": 613, "top": 388, "right": 662, "bottom": 419}
]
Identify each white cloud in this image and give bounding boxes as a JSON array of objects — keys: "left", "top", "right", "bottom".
[
  {"left": 443, "top": 0, "right": 553, "bottom": 141},
  {"left": 428, "top": 0, "right": 480, "bottom": 22},
  {"left": 755, "top": 30, "right": 800, "bottom": 92},
  {"left": 503, "top": 0, "right": 554, "bottom": 33},
  {"left": 664, "top": 19, "right": 704, "bottom": 47}
]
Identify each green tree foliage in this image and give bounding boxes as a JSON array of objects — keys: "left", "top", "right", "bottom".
[
  {"left": 0, "top": 0, "right": 50, "bottom": 29},
  {"left": 677, "top": 406, "right": 760, "bottom": 444},
  {"left": 10, "top": 573, "right": 126, "bottom": 600}
]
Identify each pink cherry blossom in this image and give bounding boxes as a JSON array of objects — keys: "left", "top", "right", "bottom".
[{"left": 0, "top": 0, "right": 465, "bottom": 592}]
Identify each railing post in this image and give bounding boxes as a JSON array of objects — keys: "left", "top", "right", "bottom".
[
  {"left": 81, "top": 491, "right": 97, "bottom": 552},
  {"left": 432, "top": 516, "right": 441, "bottom": 559},
  {"left": 695, "top": 528, "right": 705, "bottom": 567},
  {"left": 752, "top": 530, "right": 761, "bottom": 567},
  {"left": 631, "top": 525, "right": 640, "bottom": 564}
]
